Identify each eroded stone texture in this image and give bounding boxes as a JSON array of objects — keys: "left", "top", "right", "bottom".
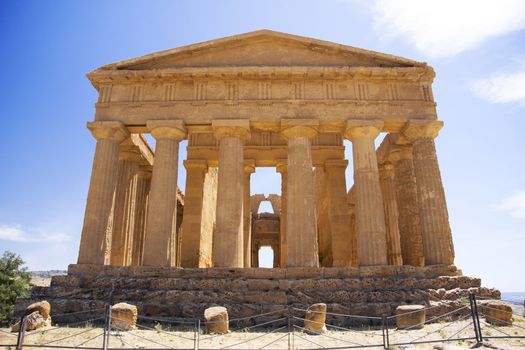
[
  {"left": 388, "top": 144, "right": 425, "bottom": 267},
  {"left": 345, "top": 121, "right": 387, "bottom": 266},
  {"left": 281, "top": 120, "right": 319, "bottom": 268},
  {"left": 479, "top": 300, "right": 513, "bottom": 326},
  {"left": 304, "top": 303, "right": 328, "bottom": 334},
  {"left": 378, "top": 163, "right": 403, "bottom": 266},
  {"left": 404, "top": 121, "right": 455, "bottom": 266},
  {"left": 111, "top": 302, "right": 138, "bottom": 331},
  {"left": 204, "top": 306, "right": 229, "bottom": 334},
  {"left": 78, "top": 122, "right": 129, "bottom": 265},
  {"left": 396, "top": 305, "right": 425, "bottom": 329},
  {"left": 213, "top": 120, "right": 250, "bottom": 268},
  {"left": 143, "top": 121, "right": 186, "bottom": 267}
]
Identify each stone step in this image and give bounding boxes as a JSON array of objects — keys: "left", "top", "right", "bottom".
[{"left": 50, "top": 274, "right": 481, "bottom": 291}]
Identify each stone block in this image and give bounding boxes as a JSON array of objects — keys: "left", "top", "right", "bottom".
[
  {"left": 304, "top": 303, "right": 327, "bottom": 334},
  {"left": 396, "top": 305, "right": 425, "bottom": 329},
  {"left": 479, "top": 300, "right": 512, "bottom": 326},
  {"left": 25, "top": 300, "right": 51, "bottom": 319},
  {"left": 247, "top": 279, "right": 278, "bottom": 290},
  {"left": 111, "top": 302, "right": 138, "bottom": 331},
  {"left": 205, "top": 306, "right": 229, "bottom": 334},
  {"left": 12, "top": 311, "right": 51, "bottom": 332}
]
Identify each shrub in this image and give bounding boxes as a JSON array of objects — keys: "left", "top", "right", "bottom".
[{"left": 0, "top": 251, "right": 31, "bottom": 325}]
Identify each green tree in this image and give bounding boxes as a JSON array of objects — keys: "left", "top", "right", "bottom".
[{"left": 0, "top": 251, "right": 31, "bottom": 325}]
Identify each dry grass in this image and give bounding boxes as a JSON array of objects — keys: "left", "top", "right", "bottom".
[{"left": 0, "top": 315, "right": 524, "bottom": 350}]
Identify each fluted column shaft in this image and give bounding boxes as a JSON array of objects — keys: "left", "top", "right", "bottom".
[
  {"left": 345, "top": 121, "right": 387, "bottom": 266},
  {"left": 78, "top": 121, "right": 129, "bottom": 265},
  {"left": 180, "top": 160, "right": 208, "bottom": 267},
  {"left": 378, "top": 163, "right": 403, "bottom": 265},
  {"left": 212, "top": 120, "right": 250, "bottom": 267},
  {"left": 110, "top": 155, "right": 139, "bottom": 266},
  {"left": 143, "top": 120, "right": 186, "bottom": 267},
  {"left": 404, "top": 121, "right": 454, "bottom": 265},
  {"left": 276, "top": 161, "right": 287, "bottom": 267},
  {"left": 281, "top": 120, "right": 319, "bottom": 267},
  {"left": 243, "top": 163, "right": 255, "bottom": 267},
  {"left": 388, "top": 145, "right": 425, "bottom": 266},
  {"left": 325, "top": 159, "right": 352, "bottom": 267},
  {"left": 130, "top": 168, "right": 151, "bottom": 265}
]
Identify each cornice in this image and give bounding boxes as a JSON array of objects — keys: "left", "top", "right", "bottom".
[{"left": 87, "top": 66, "right": 435, "bottom": 88}]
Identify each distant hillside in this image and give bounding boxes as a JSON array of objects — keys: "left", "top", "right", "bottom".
[{"left": 29, "top": 270, "right": 67, "bottom": 279}]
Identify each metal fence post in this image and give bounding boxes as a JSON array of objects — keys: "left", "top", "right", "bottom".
[
  {"left": 287, "top": 307, "right": 292, "bottom": 350},
  {"left": 197, "top": 318, "right": 201, "bottom": 350},
  {"left": 381, "top": 315, "right": 390, "bottom": 349},
  {"left": 472, "top": 294, "right": 483, "bottom": 343},
  {"left": 15, "top": 315, "right": 26, "bottom": 350},
  {"left": 469, "top": 294, "right": 483, "bottom": 344},
  {"left": 102, "top": 304, "right": 112, "bottom": 350}
]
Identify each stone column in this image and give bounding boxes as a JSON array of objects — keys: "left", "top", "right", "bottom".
[
  {"left": 180, "top": 160, "right": 208, "bottom": 268},
  {"left": 388, "top": 145, "right": 425, "bottom": 266},
  {"left": 378, "top": 162, "right": 403, "bottom": 266},
  {"left": 276, "top": 161, "right": 287, "bottom": 267},
  {"left": 110, "top": 150, "right": 140, "bottom": 266},
  {"left": 243, "top": 162, "right": 255, "bottom": 268},
  {"left": 143, "top": 120, "right": 186, "bottom": 267},
  {"left": 252, "top": 241, "right": 260, "bottom": 268},
  {"left": 212, "top": 120, "right": 250, "bottom": 268},
  {"left": 130, "top": 167, "right": 152, "bottom": 265},
  {"left": 345, "top": 120, "right": 388, "bottom": 266},
  {"left": 325, "top": 159, "right": 352, "bottom": 267},
  {"left": 281, "top": 119, "right": 319, "bottom": 268},
  {"left": 403, "top": 121, "right": 455, "bottom": 265},
  {"left": 78, "top": 121, "right": 129, "bottom": 265},
  {"left": 271, "top": 244, "right": 280, "bottom": 268}
]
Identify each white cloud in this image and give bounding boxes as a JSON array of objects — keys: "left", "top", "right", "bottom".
[
  {"left": 370, "top": 0, "right": 525, "bottom": 58},
  {"left": 494, "top": 191, "right": 525, "bottom": 219},
  {"left": 0, "top": 224, "right": 71, "bottom": 242},
  {"left": 470, "top": 65, "right": 525, "bottom": 105}
]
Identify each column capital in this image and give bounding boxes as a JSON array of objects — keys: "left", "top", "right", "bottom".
[
  {"left": 119, "top": 148, "right": 142, "bottom": 162},
  {"left": 402, "top": 120, "right": 443, "bottom": 141},
  {"left": 280, "top": 119, "right": 319, "bottom": 140},
  {"left": 275, "top": 159, "right": 287, "bottom": 174},
  {"left": 137, "top": 165, "right": 153, "bottom": 178},
  {"left": 344, "top": 120, "right": 383, "bottom": 140},
  {"left": 147, "top": 120, "right": 187, "bottom": 140},
  {"left": 212, "top": 119, "right": 250, "bottom": 140},
  {"left": 184, "top": 159, "right": 208, "bottom": 172},
  {"left": 324, "top": 159, "right": 348, "bottom": 169},
  {"left": 244, "top": 159, "right": 256, "bottom": 174},
  {"left": 87, "top": 121, "right": 129, "bottom": 142},
  {"left": 387, "top": 144, "right": 413, "bottom": 163}
]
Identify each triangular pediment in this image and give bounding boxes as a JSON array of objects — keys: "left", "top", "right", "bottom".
[{"left": 95, "top": 30, "right": 426, "bottom": 71}]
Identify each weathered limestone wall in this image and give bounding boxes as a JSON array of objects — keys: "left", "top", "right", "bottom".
[
  {"left": 200, "top": 167, "right": 218, "bottom": 267},
  {"left": 314, "top": 167, "right": 333, "bottom": 267}
]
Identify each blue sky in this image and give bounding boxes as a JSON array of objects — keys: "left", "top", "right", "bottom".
[{"left": 1, "top": 1, "right": 524, "bottom": 291}]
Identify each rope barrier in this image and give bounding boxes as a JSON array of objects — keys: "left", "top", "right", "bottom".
[
  {"left": 220, "top": 325, "right": 287, "bottom": 349},
  {"left": 52, "top": 308, "right": 106, "bottom": 318},
  {"left": 292, "top": 307, "right": 382, "bottom": 320},
  {"left": 110, "top": 323, "right": 175, "bottom": 349},
  {"left": 74, "top": 331, "right": 104, "bottom": 347},
  {"left": 293, "top": 324, "right": 366, "bottom": 348},
  {"left": 258, "top": 332, "right": 288, "bottom": 350}
]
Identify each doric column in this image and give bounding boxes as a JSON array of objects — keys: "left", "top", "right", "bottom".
[
  {"left": 325, "top": 159, "right": 352, "bottom": 267},
  {"left": 281, "top": 120, "right": 319, "bottom": 268},
  {"left": 276, "top": 160, "right": 287, "bottom": 267},
  {"left": 345, "top": 120, "right": 388, "bottom": 266},
  {"left": 403, "top": 120, "right": 455, "bottom": 265},
  {"left": 212, "top": 120, "right": 250, "bottom": 267},
  {"left": 78, "top": 121, "right": 129, "bottom": 265},
  {"left": 243, "top": 162, "right": 255, "bottom": 268},
  {"left": 180, "top": 160, "right": 208, "bottom": 267},
  {"left": 378, "top": 162, "right": 403, "bottom": 266},
  {"left": 110, "top": 149, "right": 140, "bottom": 266},
  {"left": 143, "top": 120, "right": 186, "bottom": 267},
  {"left": 388, "top": 145, "right": 425, "bottom": 266},
  {"left": 130, "top": 167, "right": 152, "bottom": 265}
]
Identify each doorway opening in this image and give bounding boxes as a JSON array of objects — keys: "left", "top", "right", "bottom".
[{"left": 258, "top": 246, "right": 274, "bottom": 268}]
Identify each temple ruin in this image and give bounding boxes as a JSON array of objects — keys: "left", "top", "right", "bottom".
[{"left": 23, "top": 30, "right": 499, "bottom": 320}]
